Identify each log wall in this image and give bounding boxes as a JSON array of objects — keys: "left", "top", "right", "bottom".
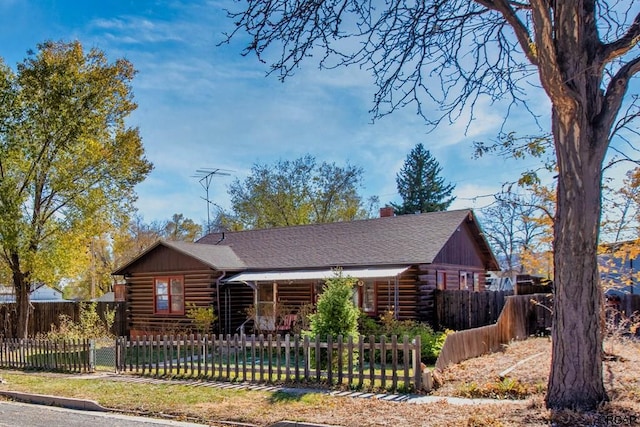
[{"left": 127, "top": 269, "right": 221, "bottom": 337}]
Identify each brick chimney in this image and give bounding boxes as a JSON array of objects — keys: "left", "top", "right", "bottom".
[{"left": 379, "top": 206, "right": 395, "bottom": 217}]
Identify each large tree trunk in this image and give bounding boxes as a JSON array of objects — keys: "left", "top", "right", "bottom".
[
  {"left": 13, "top": 269, "right": 31, "bottom": 339},
  {"left": 546, "top": 107, "right": 608, "bottom": 410}
]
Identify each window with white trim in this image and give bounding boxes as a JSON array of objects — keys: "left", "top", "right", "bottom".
[{"left": 154, "top": 276, "right": 184, "bottom": 315}]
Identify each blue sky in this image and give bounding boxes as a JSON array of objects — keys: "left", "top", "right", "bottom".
[{"left": 0, "top": 1, "right": 635, "bottom": 227}]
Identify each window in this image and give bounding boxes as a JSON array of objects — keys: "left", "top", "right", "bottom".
[
  {"left": 436, "top": 271, "right": 446, "bottom": 290},
  {"left": 154, "top": 276, "right": 184, "bottom": 314},
  {"left": 354, "top": 281, "right": 377, "bottom": 314},
  {"left": 473, "top": 273, "right": 481, "bottom": 292},
  {"left": 459, "top": 271, "right": 467, "bottom": 290},
  {"left": 460, "top": 271, "right": 476, "bottom": 291}
]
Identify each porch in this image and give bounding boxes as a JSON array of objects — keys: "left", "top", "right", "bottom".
[{"left": 218, "top": 267, "right": 409, "bottom": 335}]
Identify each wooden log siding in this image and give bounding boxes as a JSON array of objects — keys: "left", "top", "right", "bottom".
[
  {"left": 416, "top": 265, "right": 436, "bottom": 323},
  {"left": 370, "top": 268, "right": 420, "bottom": 321},
  {"left": 127, "top": 270, "right": 221, "bottom": 336},
  {"left": 116, "top": 333, "right": 423, "bottom": 393},
  {"left": 277, "top": 282, "right": 314, "bottom": 311}
]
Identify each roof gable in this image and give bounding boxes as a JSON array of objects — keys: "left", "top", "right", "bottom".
[{"left": 113, "top": 240, "right": 246, "bottom": 275}]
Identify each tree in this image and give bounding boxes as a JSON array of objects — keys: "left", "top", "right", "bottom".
[
  {"left": 223, "top": 1, "right": 640, "bottom": 409},
  {"left": 64, "top": 213, "right": 202, "bottom": 301},
  {"left": 163, "top": 213, "right": 202, "bottom": 242},
  {"left": 481, "top": 191, "right": 550, "bottom": 275},
  {"left": 601, "top": 168, "right": 640, "bottom": 243},
  {"left": 306, "top": 271, "right": 360, "bottom": 341},
  {"left": 0, "top": 41, "right": 152, "bottom": 337},
  {"left": 391, "top": 143, "right": 455, "bottom": 214},
  {"left": 227, "top": 155, "right": 372, "bottom": 229}
]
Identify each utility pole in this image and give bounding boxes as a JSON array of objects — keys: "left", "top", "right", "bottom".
[{"left": 193, "top": 168, "right": 233, "bottom": 234}]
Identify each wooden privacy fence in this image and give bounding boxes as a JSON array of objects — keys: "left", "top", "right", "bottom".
[
  {"left": 435, "top": 293, "right": 553, "bottom": 371},
  {"left": 434, "top": 290, "right": 513, "bottom": 330},
  {"left": 0, "top": 338, "right": 93, "bottom": 373},
  {"left": 0, "top": 302, "right": 127, "bottom": 338},
  {"left": 116, "top": 333, "right": 423, "bottom": 393}
]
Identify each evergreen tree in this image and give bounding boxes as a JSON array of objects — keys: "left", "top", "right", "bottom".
[
  {"left": 305, "top": 271, "right": 360, "bottom": 342},
  {"left": 391, "top": 144, "right": 455, "bottom": 214}
]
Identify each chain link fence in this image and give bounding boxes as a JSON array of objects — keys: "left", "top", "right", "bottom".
[{"left": 91, "top": 337, "right": 117, "bottom": 372}]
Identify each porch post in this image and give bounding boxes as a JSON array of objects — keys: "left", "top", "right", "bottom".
[{"left": 394, "top": 276, "right": 399, "bottom": 319}]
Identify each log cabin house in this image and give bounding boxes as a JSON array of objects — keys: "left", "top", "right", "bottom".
[{"left": 113, "top": 209, "right": 499, "bottom": 337}]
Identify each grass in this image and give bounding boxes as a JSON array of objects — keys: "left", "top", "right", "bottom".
[
  {"left": 0, "top": 336, "right": 639, "bottom": 426},
  {"left": 122, "top": 344, "right": 418, "bottom": 393}
]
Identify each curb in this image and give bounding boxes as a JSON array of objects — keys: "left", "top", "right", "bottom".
[{"left": 0, "top": 390, "right": 109, "bottom": 412}]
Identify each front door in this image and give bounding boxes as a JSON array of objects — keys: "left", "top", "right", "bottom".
[{"left": 256, "top": 282, "right": 276, "bottom": 331}]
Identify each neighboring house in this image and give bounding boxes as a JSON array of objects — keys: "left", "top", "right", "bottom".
[
  {"left": 0, "top": 283, "right": 66, "bottom": 303},
  {"left": 113, "top": 209, "right": 499, "bottom": 336}
]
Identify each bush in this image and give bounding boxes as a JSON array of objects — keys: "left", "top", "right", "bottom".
[
  {"left": 304, "top": 271, "right": 360, "bottom": 369},
  {"left": 185, "top": 303, "right": 217, "bottom": 334},
  {"left": 305, "top": 271, "right": 360, "bottom": 342},
  {"left": 46, "top": 302, "right": 114, "bottom": 340},
  {"left": 365, "top": 309, "right": 450, "bottom": 364}
]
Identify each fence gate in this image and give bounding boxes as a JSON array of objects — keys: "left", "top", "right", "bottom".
[{"left": 91, "top": 337, "right": 118, "bottom": 372}]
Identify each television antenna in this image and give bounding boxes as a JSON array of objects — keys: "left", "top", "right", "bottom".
[{"left": 192, "top": 168, "right": 233, "bottom": 233}]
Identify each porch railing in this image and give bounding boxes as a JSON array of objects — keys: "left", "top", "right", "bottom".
[{"left": 116, "top": 333, "right": 422, "bottom": 393}]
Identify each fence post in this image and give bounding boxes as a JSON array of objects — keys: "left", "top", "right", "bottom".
[
  {"left": 412, "top": 335, "right": 421, "bottom": 391},
  {"left": 89, "top": 339, "right": 96, "bottom": 373}
]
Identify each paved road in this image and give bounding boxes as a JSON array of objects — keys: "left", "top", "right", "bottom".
[{"left": 0, "top": 401, "right": 215, "bottom": 427}]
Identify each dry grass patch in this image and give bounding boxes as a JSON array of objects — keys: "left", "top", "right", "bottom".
[{"left": 433, "top": 337, "right": 552, "bottom": 399}]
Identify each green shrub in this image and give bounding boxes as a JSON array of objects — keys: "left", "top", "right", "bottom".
[
  {"left": 304, "top": 271, "right": 360, "bottom": 369},
  {"left": 368, "top": 309, "right": 450, "bottom": 364},
  {"left": 305, "top": 271, "right": 360, "bottom": 342},
  {"left": 358, "top": 311, "right": 381, "bottom": 336},
  {"left": 186, "top": 303, "right": 217, "bottom": 334}
]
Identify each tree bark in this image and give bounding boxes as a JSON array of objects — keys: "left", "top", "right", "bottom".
[
  {"left": 12, "top": 267, "right": 31, "bottom": 339},
  {"left": 546, "top": 106, "right": 608, "bottom": 410}
]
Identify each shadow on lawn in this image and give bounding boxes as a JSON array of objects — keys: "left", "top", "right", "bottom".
[{"left": 268, "top": 390, "right": 315, "bottom": 403}]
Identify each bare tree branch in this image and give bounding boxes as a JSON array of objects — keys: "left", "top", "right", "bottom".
[
  {"left": 478, "top": 0, "right": 538, "bottom": 65},
  {"left": 601, "top": 11, "right": 640, "bottom": 62},
  {"left": 600, "top": 56, "right": 640, "bottom": 139}
]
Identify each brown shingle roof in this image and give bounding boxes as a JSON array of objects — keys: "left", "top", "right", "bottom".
[
  {"left": 112, "top": 239, "right": 246, "bottom": 275},
  {"left": 198, "top": 209, "right": 494, "bottom": 269}
]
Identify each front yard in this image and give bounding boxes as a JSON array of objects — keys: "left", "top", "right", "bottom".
[{"left": 0, "top": 336, "right": 638, "bottom": 426}]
